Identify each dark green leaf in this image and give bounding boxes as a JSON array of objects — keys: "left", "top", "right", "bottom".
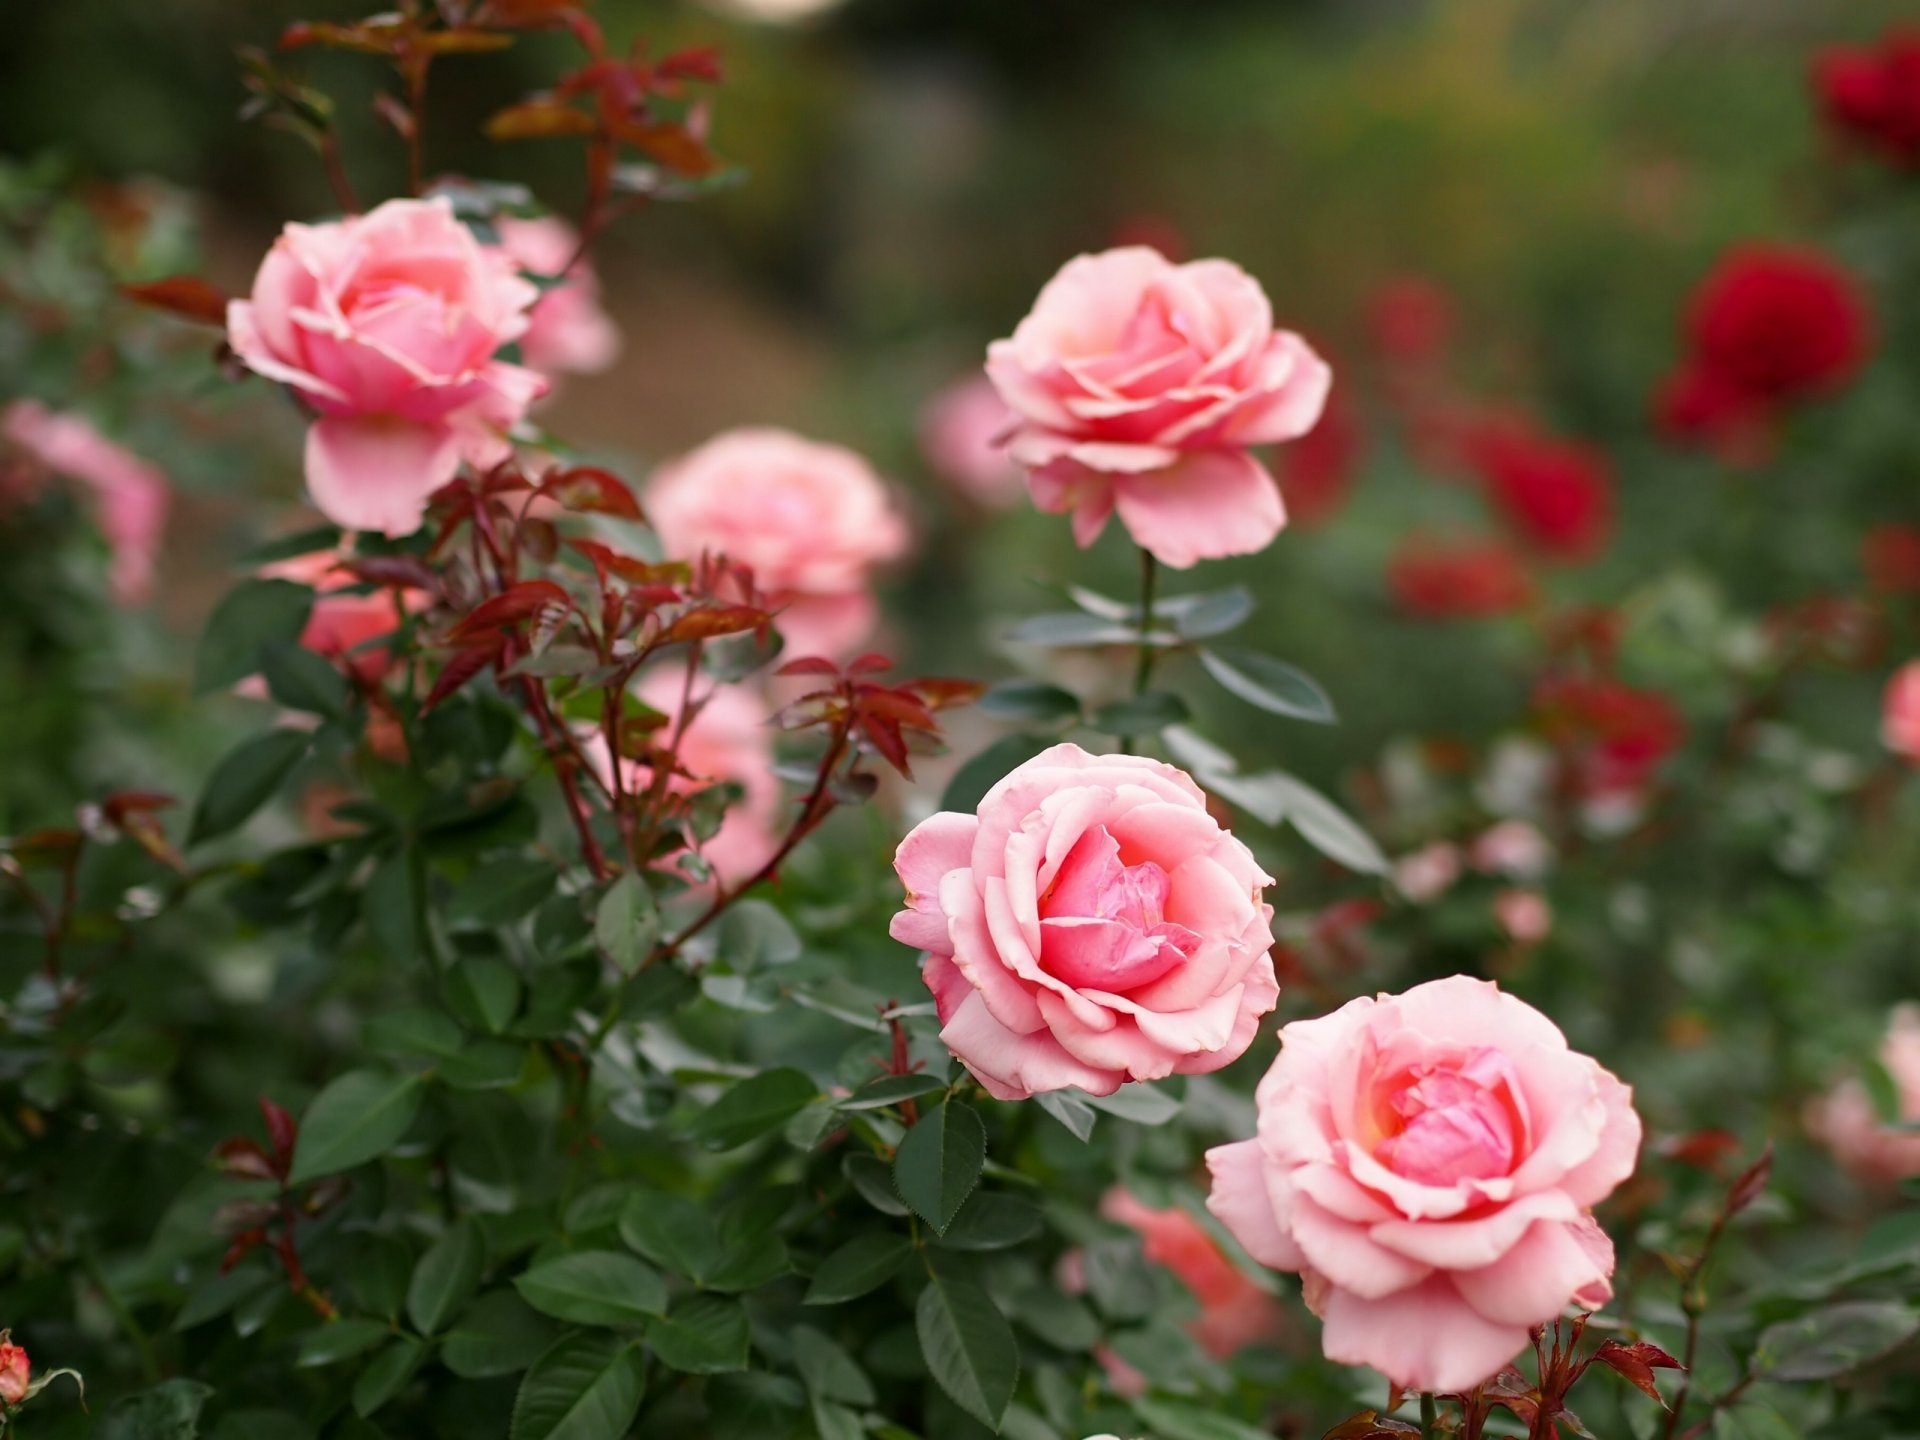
[
  {"left": 510, "top": 1332, "right": 645, "bottom": 1440},
  {"left": 260, "top": 642, "right": 350, "bottom": 720},
  {"left": 448, "top": 857, "right": 557, "bottom": 929},
  {"left": 844, "top": 1152, "right": 910, "bottom": 1216},
  {"left": 1083, "top": 1083, "right": 1181, "bottom": 1125},
  {"left": 352, "top": 1336, "right": 425, "bottom": 1417},
  {"left": 978, "top": 681, "right": 1082, "bottom": 726},
  {"left": 189, "top": 729, "right": 311, "bottom": 844},
  {"left": 441, "top": 1039, "right": 529, "bottom": 1090},
  {"left": 514, "top": 1251, "right": 667, "bottom": 1326},
  {"left": 1752, "top": 1301, "right": 1920, "bottom": 1381},
  {"left": 941, "top": 734, "right": 1054, "bottom": 814},
  {"left": 937, "top": 1193, "right": 1043, "bottom": 1253},
  {"left": 1035, "top": 1091, "right": 1096, "bottom": 1142},
  {"left": 1007, "top": 611, "right": 1173, "bottom": 648},
  {"left": 648, "top": 1295, "right": 750, "bottom": 1374},
  {"left": 445, "top": 957, "right": 523, "bottom": 1034},
  {"left": 288, "top": 1069, "right": 424, "bottom": 1184},
  {"left": 839, "top": 1073, "right": 948, "bottom": 1111},
  {"left": 363, "top": 1007, "right": 463, "bottom": 1060},
  {"left": 1088, "top": 691, "right": 1190, "bottom": 736},
  {"left": 594, "top": 872, "right": 660, "bottom": 973},
  {"left": 687, "top": 1068, "right": 820, "bottom": 1150},
  {"left": 362, "top": 847, "right": 422, "bottom": 964},
  {"left": 894, "top": 1101, "right": 986, "bottom": 1236},
  {"left": 618, "top": 1191, "right": 717, "bottom": 1281},
  {"left": 98, "top": 1380, "right": 215, "bottom": 1440},
  {"left": 1131, "top": 1397, "right": 1276, "bottom": 1440},
  {"left": 295, "top": 1318, "right": 392, "bottom": 1367},
  {"left": 714, "top": 899, "right": 802, "bottom": 969},
  {"left": 195, "top": 578, "right": 313, "bottom": 693},
  {"left": 443, "top": 1291, "right": 563, "bottom": 1379},
  {"left": 792, "top": 1325, "right": 874, "bottom": 1406},
  {"left": 1166, "top": 587, "right": 1254, "bottom": 640},
  {"left": 1198, "top": 647, "right": 1336, "bottom": 723},
  {"left": 916, "top": 1272, "right": 1019, "bottom": 1431},
  {"left": 804, "top": 1233, "right": 913, "bottom": 1305},
  {"left": 407, "top": 1219, "right": 484, "bottom": 1336}
]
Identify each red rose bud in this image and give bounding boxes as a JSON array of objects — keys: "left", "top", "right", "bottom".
[
  {"left": 1467, "top": 420, "right": 1615, "bottom": 563},
  {"left": 0, "top": 1339, "right": 28, "bottom": 1406},
  {"left": 1812, "top": 30, "right": 1920, "bottom": 169}
]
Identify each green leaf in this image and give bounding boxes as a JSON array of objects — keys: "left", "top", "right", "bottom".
[
  {"left": 1167, "top": 587, "right": 1254, "bottom": 640},
  {"left": 937, "top": 1193, "right": 1043, "bottom": 1252},
  {"left": 194, "top": 578, "right": 313, "bottom": 693},
  {"left": 804, "top": 1233, "right": 913, "bottom": 1305},
  {"left": 1035, "top": 1091, "right": 1096, "bottom": 1142},
  {"left": 363, "top": 1007, "right": 464, "bottom": 1060},
  {"left": 594, "top": 872, "right": 660, "bottom": 973},
  {"left": 98, "top": 1379, "right": 215, "bottom": 1440},
  {"left": 1083, "top": 1083, "right": 1181, "bottom": 1125},
  {"left": 513, "top": 1251, "right": 667, "bottom": 1327},
  {"left": 687, "top": 1068, "right": 820, "bottom": 1151},
  {"left": 441, "top": 1039, "right": 530, "bottom": 1090},
  {"left": 189, "top": 729, "right": 311, "bottom": 844},
  {"left": 1088, "top": 691, "right": 1190, "bottom": 736},
  {"left": 978, "top": 681, "right": 1082, "bottom": 726},
  {"left": 648, "top": 1295, "right": 750, "bottom": 1374},
  {"left": 792, "top": 1325, "right": 874, "bottom": 1406},
  {"left": 295, "top": 1318, "right": 393, "bottom": 1367},
  {"left": 362, "top": 847, "right": 422, "bottom": 964},
  {"left": 941, "top": 734, "right": 1055, "bottom": 814},
  {"left": 893, "top": 1101, "right": 986, "bottom": 1236},
  {"left": 1199, "top": 768, "right": 1389, "bottom": 876},
  {"left": 352, "top": 1335, "right": 425, "bottom": 1417},
  {"left": 1751, "top": 1301, "right": 1920, "bottom": 1381},
  {"left": 1131, "top": 1397, "right": 1276, "bottom": 1440},
  {"left": 1198, "top": 647, "right": 1336, "bottom": 724},
  {"left": 839, "top": 1073, "right": 948, "bottom": 1111},
  {"left": 1007, "top": 611, "right": 1174, "bottom": 648},
  {"left": 510, "top": 1332, "right": 645, "bottom": 1440},
  {"left": 260, "top": 641, "right": 350, "bottom": 720},
  {"left": 618, "top": 1191, "right": 718, "bottom": 1281},
  {"left": 445, "top": 957, "right": 523, "bottom": 1035},
  {"left": 448, "top": 857, "right": 557, "bottom": 930},
  {"left": 916, "top": 1271, "right": 1019, "bottom": 1431},
  {"left": 713, "top": 899, "right": 802, "bottom": 969},
  {"left": 407, "top": 1219, "right": 484, "bottom": 1336},
  {"left": 844, "top": 1152, "right": 910, "bottom": 1216},
  {"left": 288, "top": 1068, "right": 424, "bottom": 1185},
  {"left": 443, "top": 1291, "right": 563, "bottom": 1379}
]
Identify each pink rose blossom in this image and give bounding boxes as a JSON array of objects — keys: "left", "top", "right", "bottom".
[
  {"left": 1492, "top": 889, "right": 1553, "bottom": 946},
  {"left": 918, "top": 374, "right": 1023, "bottom": 508},
  {"left": 1469, "top": 820, "right": 1554, "bottom": 880},
  {"left": 3, "top": 399, "right": 170, "bottom": 605},
  {"left": 494, "top": 216, "right": 622, "bottom": 382},
  {"left": 0, "top": 1338, "right": 26, "bottom": 1406},
  {"left": 1100, "top": 1188, "right": 1282, "bottom": 1358},
  {"left": 1206, "top": 975, "right": 1641, "bottom": 1393},
  {"left": 647, "top": 428, "right": 909, "bottom": 660},
  {"left": 1883, "top": 661, "right": 1920, "bottom": 762},
  {"left": 1806, "top": 1005, "right": 1920, "bottom": 1184},
  {"left": 227, "top": 197, "right": 547, "bottom": 537},
  {"left": 1395, "top": 842, "right": 1462, "bottom": 904},
  {"left": 890, "top": 743, "right": 1279, "bottom": 1100},
  {"left": 634, "top": 670, "right": 783, "bottom": 887},
  {"left": 986, "top": 246, "right": 1332, "bottom": 568}
]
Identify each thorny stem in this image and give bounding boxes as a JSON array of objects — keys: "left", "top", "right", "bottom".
[{"left": 1118, "top": 545, "right": 1159, "bottom": 752}]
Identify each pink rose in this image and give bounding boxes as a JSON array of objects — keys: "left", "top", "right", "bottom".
[
  {"left": 3, "top": 400, "right": 170, "bottom": 605},
  {"left": 1883, "top": 661, "right": 1920, "bottom": 762},
  {"left": 1206, "top": 975, "right": 1641, "bottom": 1393},
  {"left": 227, "top": 197, "right": 547, "bottom": 537},
  {"left": 0, "top": 1338, "right": 25, "bottom": 1406},
  {"left": 633, "top": 671, "right": 783, "bottom": 887},
  {"left": 257, "top": 550, "right": 422, "bottom": 686},
  {"left": 890, "top": 743, "right": 1279, "bottom": 1100},
  {"left": 494, "top": 216, "right": 621, "bottom": 382},
  {"left": 1099, "top": 1188, "right": 1282, "bottom": 1358},
  {"left": 1492, "top": 888, "right": 1553, "bottom": 947},
  {"left": 1394, "top": 842, "right": 1462, "bottom": 904},
  {"left": 1806, "top": 1005, "right": 1920, "bottom": 1184},
  {"left": 986, "top": 246, "right": 1331, "bottom": 568},
  {"left": 647, "top": 428, "right": 909, "bottom": 660},
  {"left": 918, "top": 374, "right": 1024, "bottom": 508},
  {"left": 1469, "top": 820, "right": 1554, "bottom": 880}
]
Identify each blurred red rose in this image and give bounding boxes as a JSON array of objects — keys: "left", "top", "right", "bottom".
[
  {"left": 1276, "top": 384, "right": 1363, "bottom": 527},
  {"left": 1387, "top": 533, "right": 1534, "bottom": 620},
  {"left": 1368, "top": 275, "right": 1454, "bottom": 368},
  {"left": 1812, "top": 30, "right": 1920, "bottom": 169},
  {"left": 1467, "top": 420, "right": 1614, "bottom": 562},
  {"left": 1864, "top": 524, "right": 1920, "bottom": 594},
  {"left": 1533, "top": 675, "right": 1685, "bottom": 798}
]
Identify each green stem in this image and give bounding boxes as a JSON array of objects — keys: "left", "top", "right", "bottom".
[
  {"left": 1118, "top": 546, "right": 1159, "bottom": 752},
  {"left": 1421, "top": 1392, "right": 1438, "bottom": 1439}
]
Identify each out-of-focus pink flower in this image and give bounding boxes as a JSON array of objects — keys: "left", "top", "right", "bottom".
[
  {"left": 1812, "top": 30, "right": 1920, "bottom": 169},
  {"left": 918, "top": 374, "right": 1023, "bottom": 508},
  {"left": 1883, "top": 661, "right": 1920, "bottom": 762},
  {"left": 1395, "top": 842, "right": 1463, "bottom": 904},
  {"left": 1533, "top": 676, "right": 1685, "bottom": 800},
  {"left": 1466, "top": 420, "right": 1614, "bottom": 563},
  {"left": 1368, "top": 276, "right": 1454, "bottom": 368},
  {"left": 986, "top": 246, "right": 1331, "bottom": 568},
  {"left": 494, "top": 215, "right": 622, "bottom": 382},
  {"left": 1100, "top": 1188, "right": 1282, "bottom": 1358},
  {"left": 891, "top": 743, "right": 1278, "bottom": 1100},
  {"left": 1806, "top": 1005, "right": 1920, "bottom": 1184},
  {"left": 647, "top": 428, "right": 909, "bottom": 660},
  {"left": 227, "top": 197, "right": 547, "bottom": 536},
  {"left": 0, "top": 1337, "right": 27, "bottom": 1406},
  {"left": 1387, "top": 534, "right": 1534, "bottom": 621},
  {"left": 1276, "top": 384, "right": 1362, "bottom": 528},
  {"left": 1864, "top": 524, "right": 1920, "bottom": 595},
  {"left": 1207, "top": 976, "right": 1641, "bottom": 1393},
  {"left": 1492, "top": 888, "right": 1553, "bottom": 946},
  {"left": 2, "top": 399, "right": 170, "bottom": 604},
  {"left": 635, "top": 670, "right": 782, "bottom": 887},
  {"left": 1469, "top": 820, "right": 1554, "bottom": 880},
  {"left": 257, "top": 549, "right": 421, "bottom": 686}
]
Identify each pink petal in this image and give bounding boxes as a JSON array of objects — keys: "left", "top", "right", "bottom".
[
  {"left": 1290, "top": 1194, "right": 1433, "bottom": 1300},
  {"left": 1110, "top": 450, "right": 1286, "bottom": 569},
  {"left": 940, "top": 990, "right": 1122, "bottom": 1100},
  {"left": 1316, "top": 1274, "right": 1530, "bottom": 1394},
  {"left": 1452, "top": 1217, "right": 1614, "bottom": 1328},
  {"left": 303, "top": 415, "right": 461, "bottom": 537},
  {"left": 1229, "top": 332, "right": 1335, "bottom": 445},
  {"left": 1204, "top": 1139, "right": 1305, "bottom": 1270},
  {"left": 890, "top": 811, "right": 979, "bottom": 955}
]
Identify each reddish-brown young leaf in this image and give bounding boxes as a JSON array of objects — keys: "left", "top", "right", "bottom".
[
  {"left": 609, "top": 119, "right": 715, "bottom": 175},
  {"left": 102, "top": 790, "right": 177, "bottom": 821},
  {"left": 661, "top": 605, "right": 769, "bottom": 645},
  {"left": 214, "top": 1138, "right": 280, "bottom": 1183},
  {"left": 120, "top": 275, "right": 231, "bottom": 326},
  {"left": 450, "top": 580, "right": 573, "bottom": 640},
  {"left": 846, "top": 652, "right": 893, "bottom": 675},
  {"left": 856, "top": 687, "right": 936, "bottom": 730},
  {"left": 372, "top": 91, "right": 416, "bottom": 141},
  {"left": 422, "top": 641, "right": 501, "bottom": 713},
  {"left": 903, "top": 677, "right": 984, "bottom": 711},
  {"left": 411, "top": 27, "right": 515, "bottom": 54},
  {"left": 539, "top": 466, "right": 645, "bottom": 519},
  {"left": 487, "top": 98, "right": 596, "bottom": 141},
  {"left": 1588, "top": 1340, "right": 1683, "bottom": 1406},
  {"left": 221, "top": 1229, "right": 269, "bottom": 1273},
  {"left": 259, "top": 1096, "right": 298, "bottom": 1162},
  {"left": 1658, "top": 1129, "right": 1743, "bottom": 1172},
  {"left": 567, "top": 538, "right": 680, "bottom": 586},
  {"left": 777, "top": 657, "right": 840, "bottom": 677},
  {"left": 1322, "top": 1415, "right": 1420, "bottom": 1439},
  {"left": 655, "top": 45, "right": 722, "bottom": 84},
  {"left": 774, "top": 693, "right": 844, "bottom": 731},
  {"left": 340, "top": 555, "right": 439, "bottom": 594},
  {"left": 4, "top": 826, "right": 84, "bottom": 867},
  {"left": 1482, "top": 1367, "right": 1543, "bottom": 1426},
  {"left": 280, "top": 20, "right": 401, "bottom": 54},
  {"left": 1725, "top": 1141, "right": 1774, "bottom": 1217},
  {"left": 860, "top": 715, "right": 911, "bottom": 777}
]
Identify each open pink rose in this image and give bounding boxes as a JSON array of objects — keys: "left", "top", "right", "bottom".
[
  {"left": 1883, "top": 661, "right": 1920, "bottom": 762},
  {"left": 1100, "top": 1188, "right": 1282, "bottom": 1358},
  {"left": 919, "top": 374, "right": 1023, "bottom": 508},
  {"left": 890, "top": 743, "right": 1279, "bottom": 1100},
  {"left": 1206, "top": 975, "right": 1641, "bottom": 1393},
  {"left": 986, "top": 246, "right": 1331, "bottom": 568},
  {"left": 634, "top": 671, "right": 783, "bottom": 887},
  {"left": 1806, "top": 1004, "right": 1920, "bottom": 1184},
  {"left": 228, "top": 197, "right": 547, "bottom": 537},
  {"left": 3, "top": 400, "right": 170, "bottom": 605},
  {"left": 494, "top": 216, "right": 621, "bottom": 383},
  {"left": 647, "top": 428, "right": 909, "bottom": 660}
]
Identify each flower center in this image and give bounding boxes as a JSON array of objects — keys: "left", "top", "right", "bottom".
[
  {"left": 1036, "top": 824, "right": 1200, "bottom": 992},
  {"left": 1372, "top": 1047, "right": 1525, "bottom": 1185}
]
